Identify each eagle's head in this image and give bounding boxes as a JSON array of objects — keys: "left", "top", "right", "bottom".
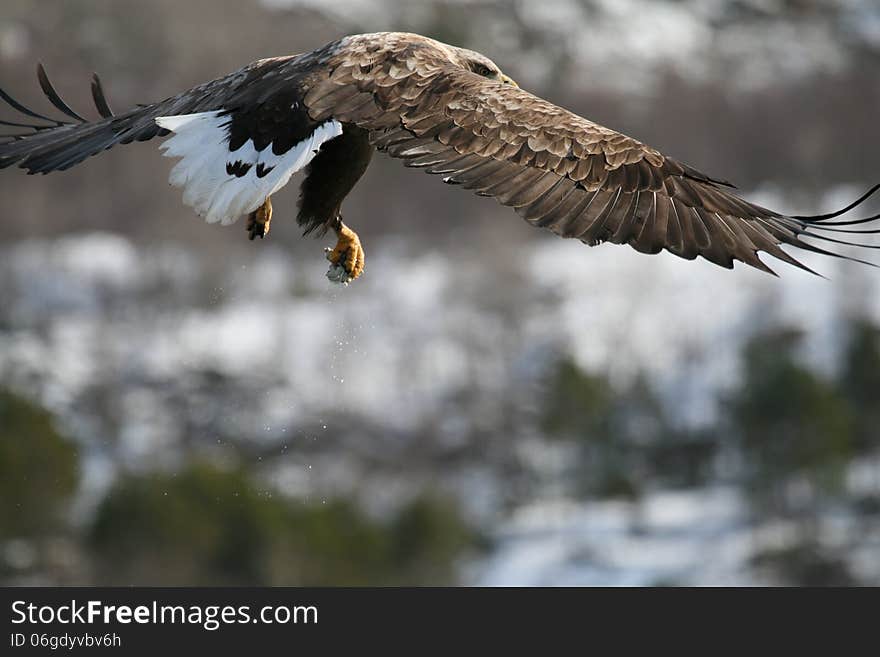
[
  {"left": 384, "top": 33, "right": 517, "bottom": 87},
  {"left": 448, "top": 46, "right": 518, "bottom": 87}
]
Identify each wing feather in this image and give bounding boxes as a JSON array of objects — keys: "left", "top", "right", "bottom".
[{"left": 517, "top": 178, "right": 579, "bottom": 222}]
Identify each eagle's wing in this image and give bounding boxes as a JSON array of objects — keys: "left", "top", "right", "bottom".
[
  {"left": 303, "top": 45, "right": 880, "bottom": 274},
  {"left": 0, "top": 54, "right": 348, "bottom": 223}
]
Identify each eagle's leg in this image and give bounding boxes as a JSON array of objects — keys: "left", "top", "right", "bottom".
[
  {"left": 325, "top": 217, "right": 365, "bottom": 284},
  {"left": 297, "top": 124, "right": 373, "bottom": 285},
  {"left": 246, "top": 196, "right": 273, "bottom": 240}
]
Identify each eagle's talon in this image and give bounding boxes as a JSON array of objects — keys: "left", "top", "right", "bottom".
[
  {"left": 246, "top": 197, "right": 273, "bottom": 241},
  {"left": 325, "top": 222, "right": 365, "bottom": 285}
]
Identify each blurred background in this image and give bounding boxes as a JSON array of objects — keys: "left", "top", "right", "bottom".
[{"left": 1, "top": 0, "right": 879, "bottom": 586}]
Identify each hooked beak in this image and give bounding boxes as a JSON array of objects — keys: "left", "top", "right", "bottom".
[{"left": 500, "top": 74, "right": 518, "bottom": 87}]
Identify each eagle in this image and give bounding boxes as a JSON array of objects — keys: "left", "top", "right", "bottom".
[{"left": 1, "top": 31, "right": 878, "bottom": 283}]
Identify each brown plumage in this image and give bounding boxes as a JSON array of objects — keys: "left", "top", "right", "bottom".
[{"left": 2, "top": 32, "right": 879, "bottom": 281}]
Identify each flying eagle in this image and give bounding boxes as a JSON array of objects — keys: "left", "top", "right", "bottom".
[{"left": 1, "top": 32, "right": 878, "bottom": 283}]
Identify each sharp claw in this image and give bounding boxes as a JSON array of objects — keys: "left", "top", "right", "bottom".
[
  {"left": 245, "top": 198, "right": 272, "bottom": 241},
  {"left": 325, "top": 224, "right": 364, "bottom": 285}
]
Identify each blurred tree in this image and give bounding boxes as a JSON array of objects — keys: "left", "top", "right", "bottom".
[
  {"left": 541, "top": 358, "right": 614, "bottom": 439},
  {"left": 750, "top": 540, "right": 857, "bottom": 586},
  {"left": 726, "top": 328, "right": 853, "bottom": 513},
  {"left": 268, "top": 498, "right": 393, "bottom": 586},
  {"left": 90, "top": 464, "right": 288, "bottom": 585},
  {"left": 540, "top": 358, "right": 636, "bottom": 499},
  {"left": 647, "top": 428, "right": 719, "bottom": 490},
  {"left": 838, "top": 318, "right": 880, "bottom": 455},
  {"left": 540, "top": 359, "right": 717, "bottom": 499},
  {"left": 271, "top": 493, "right": 479, "bottom": 586},
  {"left": 90, "top": 464, "right": 478, "bottom": 585},
  {"left": 388, "top": 494, "right": 479, "bottom": 585},
  {"left": 0, "top": 389, "right": 79, "bottom": 538}
]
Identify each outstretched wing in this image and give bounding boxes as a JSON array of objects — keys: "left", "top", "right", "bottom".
[
  {"left": 302, "top": 37, "right": 880, "bottom": 275},
  {"left": 0, "top": 54, "right": 349, "bottom": 224}
]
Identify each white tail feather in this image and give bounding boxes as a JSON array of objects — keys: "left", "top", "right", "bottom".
[{"left": 156, "top": 112, "right": 343, "bottom": 225}]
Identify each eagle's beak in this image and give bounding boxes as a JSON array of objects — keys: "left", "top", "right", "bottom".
[{"left": 500, "top": 74, "right": 518, "bottom": 87}]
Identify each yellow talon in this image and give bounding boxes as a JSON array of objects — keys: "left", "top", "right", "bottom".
[
  {"left": 246, "top": 196, "right": 273, "bottom": 240},
  {"left": 325, "top": 222, "right": 365, "bottom": 284}
]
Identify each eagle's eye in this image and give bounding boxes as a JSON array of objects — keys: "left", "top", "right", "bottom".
[{"left": 472, "top": 63, "right": 495, "bottom": 78}]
